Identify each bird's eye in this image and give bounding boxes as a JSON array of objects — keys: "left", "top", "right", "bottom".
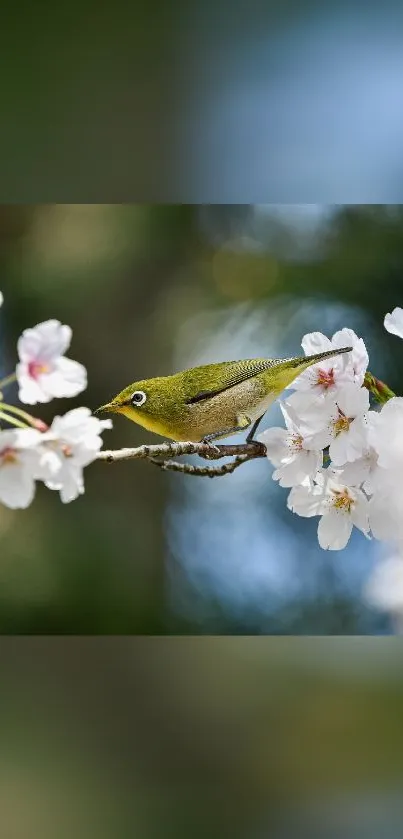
[{"left": 131, "top": 390, "right": 147, "bottom": 406}]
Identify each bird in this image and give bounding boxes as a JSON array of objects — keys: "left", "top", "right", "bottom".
[{"left": 96, "top": 346, "right": 352, "bottom": 444}]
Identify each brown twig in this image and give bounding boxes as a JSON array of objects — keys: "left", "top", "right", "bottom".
[{"left": 98, "top": 440, "right": 266, "bottom": 477}]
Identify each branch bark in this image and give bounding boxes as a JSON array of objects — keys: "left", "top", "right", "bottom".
[{"left": 98, "top": 440, "right": 267, "bottom": 477}]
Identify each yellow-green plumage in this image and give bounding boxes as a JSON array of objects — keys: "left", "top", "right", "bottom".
[{"left": 97, "top": 347, "right": 352, "bottom": 442}]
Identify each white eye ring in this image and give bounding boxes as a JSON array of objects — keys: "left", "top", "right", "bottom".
[{"left": 131, "top": 390, "right": 147, "bottom": 407}]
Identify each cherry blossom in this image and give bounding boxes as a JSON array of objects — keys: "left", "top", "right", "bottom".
[
  {"left": 288, "top": 471, "right": 370, "bottom": 550},
  {"left": 17, "top": 320, "right": 87, "bottom": 405},
  {"left": 292, "top": 327, "right": 368, "bottom": 396},
  {"left": 0, "top": 291, "right": 3, "bottom": 308},
  {"left": 42, "top": 408, "right": 112, "bottom": 503},
  {"left": 331, "top": 445, "right": 379, "bottom": 495},
  {"left": 0, "top": 428, "right": 57, "bottom": 509},
  {"left": 384, "top": 307, "right": 403, "bottom": 340},
  {"left": 258, "top": 403, "right": 322, "bottom": 488},
  {"left": 296, "top": 383, "right": 370, "bottom": 466}
]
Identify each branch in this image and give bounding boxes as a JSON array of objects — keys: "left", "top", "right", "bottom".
[{"left": 98, "top": 440, "right": 267, "bottom": 478}]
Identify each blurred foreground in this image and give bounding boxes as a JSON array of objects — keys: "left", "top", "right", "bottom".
[{"left": 1, "top": 638, "right": 403, "bottom": 838}]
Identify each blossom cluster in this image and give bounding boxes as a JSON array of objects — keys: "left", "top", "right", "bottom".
[
  {"left": 0, "top": 293, "right": 111, "bottom": 508},
  {"left": 259, "top": 309, "right": 403, "bottom": 551}
]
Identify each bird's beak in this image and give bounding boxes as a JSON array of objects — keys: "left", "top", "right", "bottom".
[{"left": 94, "top": 402, "right": 117, "bottom": 415}]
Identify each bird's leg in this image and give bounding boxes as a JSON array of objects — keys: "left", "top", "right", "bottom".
[
  {"left": 201, "top": 428, "right": 239, "bottom": 459},
  {"left": 202, "top": 425, "right": 245, "bottom": 445},
  {"left": 202, "top": 420, "right": 251, "bottom": 459},
  {"left": 246, "top": 415, "right": 264, "bottom": 444}
]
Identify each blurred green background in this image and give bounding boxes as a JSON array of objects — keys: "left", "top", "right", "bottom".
[
  {"left": 0, "top": 204, "right": 402, "bottom": 633},
  {"left": 1, "top": 638, "right": 403, "bottom": 838},
  {"left": 2, "top": 0, "right": 403, "bottom": 201}
]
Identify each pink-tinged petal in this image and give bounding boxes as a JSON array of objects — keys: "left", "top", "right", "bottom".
[
  {"left": 17, "top": 320, "right": 74, "bottom": 368},
  {"left": 318, "top": 510, "right": 353, "bottom": 550},
  {"left": 384, "top": 307, "right": 403, "bottom": 340},
  {"left": 35, "top": 321, "right": 72, "bottom": 360},
  {"left": 42, "top": 357, "right": 87, "bottom": 399},
  {"left": 17, "top": 330, "right": 44, "bottom": 363},
  {"left": 16, "top": 363, "right": 53, "bottom": 404},
  {"left": 0, "top": 291, "right": 3, "bottom": 307}
]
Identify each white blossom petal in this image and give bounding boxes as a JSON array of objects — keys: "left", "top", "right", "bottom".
[
  {"left": 17, "top": 320, "right": 87, "bottom": 405},
  {"left": 258, "top": 426, "right": 289, "bottom": 466},
  {"left": 384, "top": 307, "right": 403, "bottom": 340},
  {"left": 0, "top": 428, "right": 44, "bottom": 509},
  {"left": 318, "top": 509, "right": 353, "bottom": 550},
  {"left": 41, "top": 357, "right": 87, "bottom": 399},
  {"left": 273, "top": 449, "right": 321, "bottom": 488},
  {"left": 0, "top": 463, "right": 36, "bottom": 509},
  {"left": 41, "top": 407, "right": 112, "bottom": 503},
  {"left": 301, "top": 332, "right": 333, "bottom": 356},
  {"left": 335, "top": 383, "right": 369, "bottom": 418},
  {"left": 333, "top": 451, "right": 378, "bottom": 492},
  {"left": 295, "top": 328, "right": 368, "bottom": 394},
  {"left": 368, "top": 397, "right": 403, "bottom": 468},
  {"left": 287, "top": 482, "right": 325, "bottom": 518},
  {"left": 332, "top": 328, "right": 369, "bottom": 385},
  {"left": 329, "top": 414, "right": 369, "bottom": 465}
]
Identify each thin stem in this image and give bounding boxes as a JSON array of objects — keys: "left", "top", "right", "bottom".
[
  {"left": 0, "top": 402, "right": 40, "bottom": 427},
  {"left": 0, "top": 372, "right": 17, "bottom": 390},
  {"left": 0, "top": 411, "right": 28, "bottom": 429}
]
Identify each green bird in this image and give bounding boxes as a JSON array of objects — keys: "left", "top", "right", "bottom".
[{"left": 96, "top": 346, "right": 352, "bottom": 443}]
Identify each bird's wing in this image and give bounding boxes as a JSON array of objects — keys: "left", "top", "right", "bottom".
[{"left": 183, "top": 359, "right": 276, "bottom": 405}]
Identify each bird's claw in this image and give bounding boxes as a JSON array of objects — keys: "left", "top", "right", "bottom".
[{"left": 201, "top": 440, "right": 221, "bottom": 459}]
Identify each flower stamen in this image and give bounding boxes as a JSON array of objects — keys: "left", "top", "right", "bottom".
[
  {"left": 289, "top": 433, "right": 303, "bottom": 451},
  {"left": 0, "top": 446, "right": 18, "bottom": 465},
  {"left": 331, "top": 487, "right": 354, "bottom": 513},
  {"left": 316, "top": 367, "right": 335, "bottom": 389},
  {"left": 28, "top": 361, "right": 50, "bottom": 380},
  {"left": 332, "top": 406, "right": 353, "bottom": 436}
]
